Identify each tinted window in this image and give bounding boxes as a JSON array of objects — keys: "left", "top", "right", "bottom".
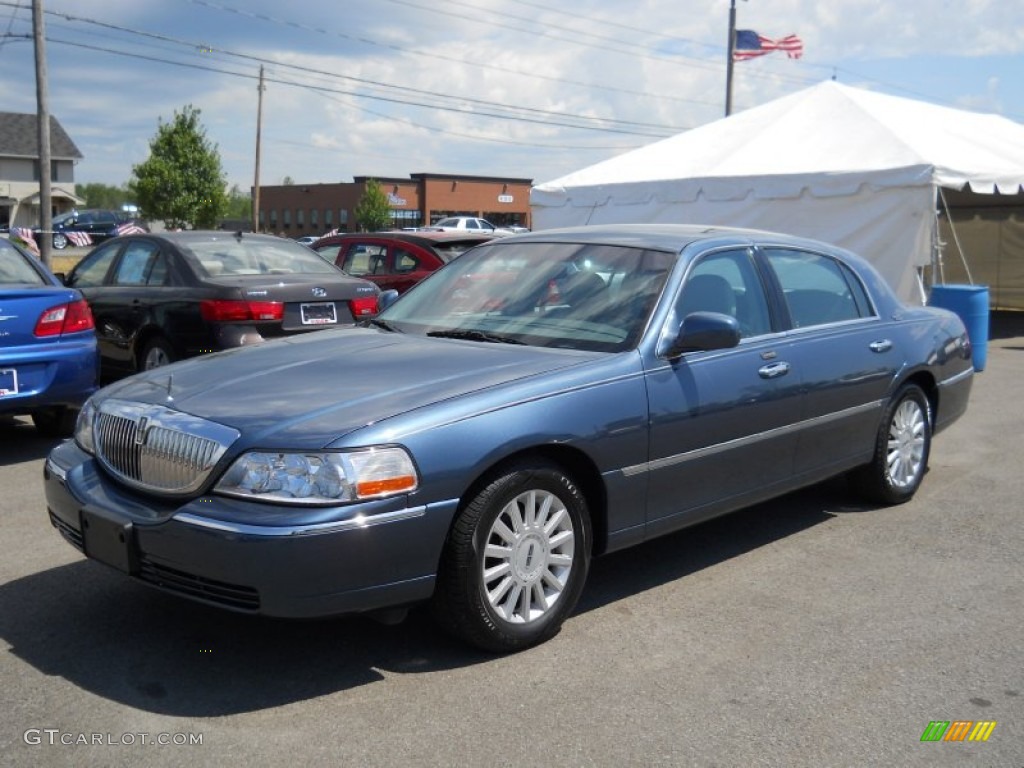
[
  {"left": 764, "top": 248, "right": 868, "bottom": 328},
  {"left": 675, "top": 249, "right": 772, "bottom": 338}
]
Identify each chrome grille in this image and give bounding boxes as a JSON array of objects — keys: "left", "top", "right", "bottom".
[{"left": 93, "top": 400, "right": 240, "bottom": 495}]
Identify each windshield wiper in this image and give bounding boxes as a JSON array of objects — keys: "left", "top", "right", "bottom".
[
  {"left": 427, "top": 329, "right": 525, "bottom": 345},
  {"left": 366, "top": 318, "right": 401, "bottom": 332}
]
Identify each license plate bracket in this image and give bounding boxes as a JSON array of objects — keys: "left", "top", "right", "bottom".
[
  {"left": 300, "top": 301, "right": 338, "bottom": 325},
  {"left": 81, "top": 507, "right": 139, "bottom": 574},
  {"left": 0, "top": 368, "right": 17, "bottom": 396}
]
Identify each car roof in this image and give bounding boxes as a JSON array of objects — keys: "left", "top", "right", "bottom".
[
  {"left": 494, "top": 223, "right": 841, "bottom": 253},
  {"left": 315, "top": 231, "right": 447, "bottom": 252},
  {"left": 136, "top": 230, "right": 289, "bottom": 245}
]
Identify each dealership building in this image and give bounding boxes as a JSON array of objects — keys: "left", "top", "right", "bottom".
[{"left": 256, "top": 172, "right": 533, "bottom": 236}]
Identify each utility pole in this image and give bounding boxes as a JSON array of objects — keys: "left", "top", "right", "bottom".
[
  {"left": 252, "top": 65, "right": 264, "bottom": 232},
  {"left": 32, "top": 0, "right": 52, "bottom": 266},
  {"left": 724, "top": 0, "right": 744, "bottom": 117}
]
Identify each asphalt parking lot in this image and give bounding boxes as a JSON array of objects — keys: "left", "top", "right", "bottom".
[{"left": 2, "top": 315, "right": 1022, "bottom": 768}]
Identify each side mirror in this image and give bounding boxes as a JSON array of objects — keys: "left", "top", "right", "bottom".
[
  {"left": 377, "top": 289, "right": 400, "bottom": 313},
  {"left": 664, "top": 311, "right": 741, "bottom": 358}
]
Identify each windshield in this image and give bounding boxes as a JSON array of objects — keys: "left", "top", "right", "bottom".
[{"left": 380, "top": 241, "right": 674, "bottom": 352}]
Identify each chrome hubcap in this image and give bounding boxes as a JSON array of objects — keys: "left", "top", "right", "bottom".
[
  {"left": 482, "top": 489, "right": 575, "bottom": 624},
  {"left": 886, "top": 399, "right": 927, "bottom": 489}
]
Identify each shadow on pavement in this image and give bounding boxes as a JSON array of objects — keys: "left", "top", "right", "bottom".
[{"left": 0, "top": 477, "right": 863, "bottom": 717}]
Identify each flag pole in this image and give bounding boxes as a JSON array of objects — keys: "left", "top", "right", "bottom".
[{"left": 725, "top": 0, "right": 745, "bottom": 117}]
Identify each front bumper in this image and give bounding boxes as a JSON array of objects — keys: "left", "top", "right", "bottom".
[{"left": 43, "top": 440, "right": 458, "bottom": 618}]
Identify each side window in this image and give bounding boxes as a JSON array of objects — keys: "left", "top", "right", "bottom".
[
  {"left": 113, "top": 242, "right": 160, "bottom": 286},
  {"left": 68, "top": 243, "right": 119, "bottom": 287},
  {"left": 314, "top": 244, "right": 343, "bottom": 265},
  {"left": 394, "top": 248, "right": 420, "bottom": 273},
  {"left": 764, "top": 249, "right": 867, "bottom": 328},
  {"left": 676, "top": 249, "right": 772, "bottom": 338},
  {"left": 344, "top": 246, "right": 376, "bottom": 276}
]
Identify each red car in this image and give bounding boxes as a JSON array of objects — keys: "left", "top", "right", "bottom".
[{"left": 313, "top": 232, "right": 494, "bottom": 294}]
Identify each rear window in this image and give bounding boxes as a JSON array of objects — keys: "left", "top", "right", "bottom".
[
  {"left": 0, "top": 241, "right": 47, "bottom": 285},
  {"left": 186, "top": 237, "right": 341, "bottom": 277}
]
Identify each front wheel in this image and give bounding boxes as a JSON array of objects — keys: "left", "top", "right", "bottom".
[
  {"left": 432, "top": 460, "right": 592, "bottom": 652},
  {"left": 850, "top": 383, "right": 931, "bottom": 505},
  {"left": 139, "top": 337, "right": 174, "bottom": 371}
]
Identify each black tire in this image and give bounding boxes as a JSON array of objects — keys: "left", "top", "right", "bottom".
[
  {"left": 850, "top": 384, "right": 932, "bottom": 505},
  {"left": 139, "top": 337, "right": 174, "bottom": 371},
  {"left": 52, "top": 233, "right": 68, "bottom": 250},
  {"left": 31, "top": 406, "right": 78, "bottom": 437},
  {"left": 432, "top": 459, "right": 592, "bottom": 652}
]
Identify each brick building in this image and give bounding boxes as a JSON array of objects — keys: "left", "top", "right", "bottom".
[{"left": 257, "top": 172, "right": 533, "bottom": 236}]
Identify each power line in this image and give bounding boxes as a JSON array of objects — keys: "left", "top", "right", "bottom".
[
  {"left": 38, "top": 36, "right": 678, "bottom": 138},
  {"left": 183, "top": 0, "right": 725, "bottom": 109}
]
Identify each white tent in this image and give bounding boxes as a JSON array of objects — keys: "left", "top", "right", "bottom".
[{"left": 531, "top": 81, "right": 1024, "bottom": 306}]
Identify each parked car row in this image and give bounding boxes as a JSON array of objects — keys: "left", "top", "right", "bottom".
[{"left": 40, "top": 224, "right": 974, "bottom": 653}]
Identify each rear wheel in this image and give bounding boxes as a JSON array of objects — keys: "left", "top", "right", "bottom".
[
  {"left": 52, "top": 233, "right": 68, "bottom": 250},
  {"left": 139, "top": 337, "right": 174, "bottom": 370},
  {"left": 851, "top": 383, "right": 931, "bottom": 505},
  {"left": 31, "top": 406, "right": 78, "bottom": 437},
  {"left": 432, "top": 459, "right": 591, "bottom": 652}
]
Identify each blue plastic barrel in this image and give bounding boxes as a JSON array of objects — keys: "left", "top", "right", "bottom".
[{"left": 928, "top": 284, "right": 990, "bottom": 372}]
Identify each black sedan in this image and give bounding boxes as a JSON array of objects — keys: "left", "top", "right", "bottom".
[
  {"left": 63, "top": 231, "right": 380, "bottom": 378},
  {"left": 44, "top": 224, "right": 973, "bottom": 652}
]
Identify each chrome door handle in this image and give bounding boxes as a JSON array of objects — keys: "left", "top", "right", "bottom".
[
  {"left": 869, "top": 340, "right": 893, "bottom": 353},
  {"left": 758, "top": 362, "right": 791, "bottom": 379}
]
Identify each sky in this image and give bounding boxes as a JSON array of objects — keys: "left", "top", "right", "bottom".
[{"left": 0, "top": 0, "right": 1022, "bottom": 193}]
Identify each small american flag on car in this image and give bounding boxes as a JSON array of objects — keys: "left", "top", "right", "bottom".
[
  {"left": 114, "top": 222, "right": 147, "bottom": 236},
  {"left": 65, "top": 231, "right": 93, "bottom": 247}
]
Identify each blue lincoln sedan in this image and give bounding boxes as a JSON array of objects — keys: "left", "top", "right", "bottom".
[{"left": 43, "top": 225, "right": 974, "bottom": 651}]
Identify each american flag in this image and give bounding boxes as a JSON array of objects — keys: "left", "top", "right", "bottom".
[
  {"left": 317, "top": 228, "right": 339, "bottom": 241},
  {"left": 733, "top": 30, "right": 804, "bottom": 61},
  {"left": 9, "top": 228, "right": 40, "bottom": 256},
  {"left": 114, "top": 222, "right": 147, "bottom": 236},
  {"left": 65, "top": 231, "right": 93, "bottom": 247}
]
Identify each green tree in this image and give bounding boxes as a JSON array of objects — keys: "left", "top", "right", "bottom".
[
  {"left": 129, "top": 105, "right": 227, "bottom": 229},
  {"left": 75, "top": 182, "right": 133, "bottom": 210},
  {"left": 354, "top": 179, "right": 392, "bottom": 232},
  {"left": 224, "top": 184, "right": 252, "bottom": 220}
]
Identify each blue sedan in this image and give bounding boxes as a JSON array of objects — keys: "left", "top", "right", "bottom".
[
  {"left": 43, "top": 225, "right": 973, "bottom": 651},
  {"left": 1, "top": 237, "right": 99, "bottom": 435}
]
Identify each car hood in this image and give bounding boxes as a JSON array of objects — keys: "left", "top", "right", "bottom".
[{"left": 97, "top": 327, "right": 602, "bottom": 446}]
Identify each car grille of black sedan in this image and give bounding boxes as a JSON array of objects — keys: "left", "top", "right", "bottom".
[{"left": 93, "top": 400, "right": 240, "bottom": 495}]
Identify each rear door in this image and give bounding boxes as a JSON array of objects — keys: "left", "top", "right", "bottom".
[{"left": 760, "top": 246, "right": 899, "bottom": 477}]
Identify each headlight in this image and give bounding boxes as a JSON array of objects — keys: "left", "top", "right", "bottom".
[
  {"left": 214, "top": 447, "right": 418, "bottom": 505},
  {"left": 75, "top": 399, "right": 97, "bottom": 454}
]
